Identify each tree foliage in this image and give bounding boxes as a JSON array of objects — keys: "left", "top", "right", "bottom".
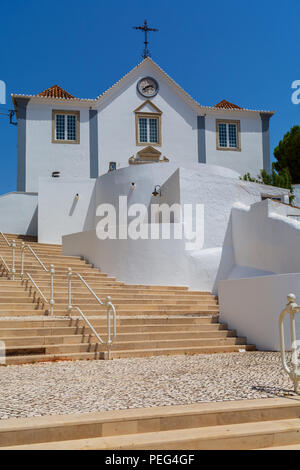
[
  {"left": 273, "top": 125, "right": 300, "bottom": 184},
  {"left": 241, "top": 165, "right": 294, "bottom": 204}
]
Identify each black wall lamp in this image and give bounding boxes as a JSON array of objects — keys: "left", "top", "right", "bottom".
[{"left": 152, "top": 185, "right": 161, "bottom": 197}]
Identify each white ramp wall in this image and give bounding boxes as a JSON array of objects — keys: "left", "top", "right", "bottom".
[
  {"left": 62, "top": 227, "right": 223, "bottom": 291},
  {"left": 0, "top": 192, "right": 38, "bottom": 236},
  {"left": 38, "top": 178, "right": 96, "bottom": 244},
  {"left": 231, "top": 200, "right": 300, "bottom": 275},
  {"left": 219, "top": 273, "right": 300, "bottom": 351}
]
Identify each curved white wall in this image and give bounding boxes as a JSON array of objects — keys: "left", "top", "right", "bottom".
[{"left": 0, "top": 192, "right": 37, "bottom": 236}]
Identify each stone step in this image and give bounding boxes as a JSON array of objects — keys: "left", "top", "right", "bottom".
[
  {"left": 0, "top": 328, "right": 234, "bottom": 342},
  {"left": 0, "top": 301, "right": 219, "bottom": 317},
  {"left": 5, "top": 337, "right": 248, "bottom": 356},
  {"left": 0, "top": 316, "right": 219, "bottom": 328},
  {"left": 11, "top": 417, "right": 299, "bottom": 450},
  {"left": 0, "top": 398, "right": 299, "bottom": 449},
  {"left": 2, "top": 331, "right": 239, "bottom": 347},
  {"left": 5, "top": 344, "right": 255, "bottom": 364}
]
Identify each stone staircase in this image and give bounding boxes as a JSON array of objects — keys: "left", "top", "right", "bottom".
[
  {"left": 1, "top": 398, "right": 300, "bottom": 449},
  {"left": 0, "top": 234, "right": 255, "bottom": 363}
]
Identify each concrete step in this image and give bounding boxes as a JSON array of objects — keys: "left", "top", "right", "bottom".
[
  {"left": 0, "top": 325, "right": 229, "bottom": 338},
  {"left": 5, "top": 337, "right": 248, "bottom": 355},
  {"left": 1, "top": 398, "right": 297, "bottom": 449},
  {"left": 2, "top": 332, "right": 239, "bottom": 347},
  {"left": 13, "top": 418, "right": 299, "bottom": 450},
  {"left": 5, "top": 344, "right": 255, "bottom": 364},
  {"left": 0, "top": 399, "right": 300, "bottom": 449},
  {"left": 0, "top": 316, "right": 219, "bottom": 328}
]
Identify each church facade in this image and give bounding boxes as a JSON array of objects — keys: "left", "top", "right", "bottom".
[{"left": 12, "top": 58, "right": 273, "bottom": 193}]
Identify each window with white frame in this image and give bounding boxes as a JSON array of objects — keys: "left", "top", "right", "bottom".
[
  {"left": 217, "top": 120, "right": 240, "bottom": 150},
  {"left": 138, "top": 116, "right": 160, "bottom": 144},
  {"left": 52, "top": 111, "right": 80, "bottom": 143}
]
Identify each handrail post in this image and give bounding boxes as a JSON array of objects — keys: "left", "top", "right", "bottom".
[
  {"left": 106, "top": 296, "right": 112, "bottom": 360},
  {"left": 11, "top": 239, "right": 16, "bottom": 280},
  {"left": 49, "top": 264, "right": 55, "bottom": 316},
  {"left": 279, "top": 293, "right": 300, "bottom": 393},
  {"left": 20, "top": 242, "right": 25, "bottom": 280},
  {"left": 68, "top": 267, "right": 72, "bottom": 315}
]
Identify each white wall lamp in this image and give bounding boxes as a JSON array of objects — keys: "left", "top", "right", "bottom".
[
  {"left": 279, "top": 293, "right": 300, "bottom": 393},
  {"left": 130, "top": 182, "right": 136, "bottom": 190},
  {"left": 74, "top": 193, "right": 79, "bottom": 201},
  {"left": 152, "top": 185, "right": 161, "bottom": 197}
]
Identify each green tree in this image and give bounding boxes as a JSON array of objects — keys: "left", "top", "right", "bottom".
[
  {"left": 241, "top": 165, "right": 294, "bottom": 204},
  {"left": 273, "top": 126, "right": 300, "bottom": 183}
]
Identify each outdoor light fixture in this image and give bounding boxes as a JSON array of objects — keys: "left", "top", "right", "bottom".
[
  {"left": 152, "top": 185, "right": 161, "bottom": 197},
  {"left": 130, "top": 182, "right": 136, "bottom": 189},
  {"left": 279, "top": 293, "right": 300, "bottom": 393},
  {"left": 75, "top": 193, "right": 79, "bottom": 201},
  {"left": 52, "top": 171, "right": 60, "bottom": 178}
]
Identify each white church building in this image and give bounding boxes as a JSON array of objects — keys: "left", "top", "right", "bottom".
[
  {"left": 1, "top": 57, "right": 300, "bottom": 351},
  {"left": 12, "top": 57, "right": 273, "bottom": 192}
]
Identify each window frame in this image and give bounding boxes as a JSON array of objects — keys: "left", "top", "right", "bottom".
[
  {"left": 134, "top": 100, "right": 162, "bottom": 147},
  {"left": 52, "top": 110, "right": 80, "bottom": 144},
  {"left": 216, "top": 119, "right": 241, "bottom": 151},
  {"left": 137, "top": 115, "right": 160, "bottom": 145}
]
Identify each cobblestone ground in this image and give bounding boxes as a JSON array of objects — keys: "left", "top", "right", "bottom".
[{"left": 0, "top": 352, "right": 296, "bottom": 420}]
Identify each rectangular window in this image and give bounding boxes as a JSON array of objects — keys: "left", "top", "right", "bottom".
[
  {"left": 217, "top": 120, "right": 240, "bottom": 150},
  {"left": 138, "top": 117, "right": 159, "bottom": 144},
  {"left": 139, "top": 118, "right": 148, "bottom": 143},
  {"left": 53, "top": 111, "right": 80, "bottom": 144}
]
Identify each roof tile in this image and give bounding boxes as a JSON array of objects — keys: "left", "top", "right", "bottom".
[
  {"left": 213, "top": 99, "right": 243, "bottom": 110},
  {"left": 37, "top": 85, "right": 74, "bottom": 99}
]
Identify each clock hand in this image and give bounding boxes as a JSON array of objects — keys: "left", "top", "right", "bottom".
[{"left": 143, "top": 85, "right": 153, "bottom": 91}]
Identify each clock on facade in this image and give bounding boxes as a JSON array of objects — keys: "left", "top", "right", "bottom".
[{"left": 137, "top": 77, "right": 159, "bottom": 98}]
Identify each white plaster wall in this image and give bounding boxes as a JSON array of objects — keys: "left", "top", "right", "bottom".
[
  {"left": 96, "top": 61, "right": 198, "bottom": 175},
  {"left": 38, "top": 178, "right": 96, "bottom": 244},
  {"left": 231, "top": 199, "right": 300, "bottom": 275},
  {"left": 0, "top": 192, "right": 37, "bottom": 236},
  {"left": 62, "top": 227, "right": 222, "bottom": 291},
  {"left": 61, "top": 164, "right": 283, "bottom": 291},
  {"left": 205, "top": 111, "right": 264, "bottom": 177},
  {"left": 219, "top": 273, "right": 300, "bottom": 351},
  {"left": 25, "top": 103, "right": 90, "bottom": 192}
]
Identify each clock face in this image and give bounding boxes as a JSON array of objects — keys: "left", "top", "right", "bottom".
[{"left": 137, "top": 77, "right": 159, "bottom": 98}]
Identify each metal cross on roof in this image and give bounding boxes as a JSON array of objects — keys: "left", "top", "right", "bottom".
[{"left": 133, "top": 20, "right": 159, "bottom": 59}]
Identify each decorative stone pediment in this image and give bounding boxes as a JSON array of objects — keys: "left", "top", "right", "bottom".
[
  {"left": 129, "top": 146, "right": 170, "bottom": 165},
  {"left": 134, "top": 100, "right": 162, "bottom": 115}
]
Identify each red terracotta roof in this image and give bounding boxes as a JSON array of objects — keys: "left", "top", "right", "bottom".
[
  {"left": 37, "top": 85, "right": 75, "bottom": 99},
  {"left": 213, "top": 99, "right": 243, "bottom": 110}
]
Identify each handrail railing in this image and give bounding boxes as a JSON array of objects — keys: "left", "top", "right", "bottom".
[
  {"left": 0, "top": 232, "right": 11, "bottom": 247},
  {"left": 21, "top": 242, "right": 55, "bottom": 315},
  {"left": 0, "top": 255, "right": 11, "bottom": 277},
  {"left": 279, "top": 293, "right": 300, "bottom": 393},
  {"left": 67, "top": 267, "right": 117, "bottom": 359},
  {"left": 0, "top": 235, "right": 16, "bottom": 280}
]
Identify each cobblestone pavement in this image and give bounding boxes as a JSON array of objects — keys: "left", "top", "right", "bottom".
[{"left": 0, "top": 352, "right": 295, "bottom": 420}]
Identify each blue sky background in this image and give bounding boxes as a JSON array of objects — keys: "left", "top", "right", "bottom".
[{"left": 0, "top": 0, "right": 299, "bottom": 194}]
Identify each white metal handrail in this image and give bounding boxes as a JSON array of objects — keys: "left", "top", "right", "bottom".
[
  {"left": 20, "top": 242, "right": 55, "bottom": 315},
  {"left": 0, "top": 232, "right": 11, "bottom": 247},
  {"left": 68, "top": 267, "right": 117, "bottom": 359},
  {"left": 0, "top": 255, "right": 11, "bottom": 277},
  {"left": 279, "top": 293, "right": 300, "bottom": 393},
  {"left": 24, "top": 272, "right": 49, "bottom": 304},
  {"left": 69, "top": 305, "right": 105, "bottom": 344},
  {"left": 0, "top": 234, "right": 16, "bottom": 280}
]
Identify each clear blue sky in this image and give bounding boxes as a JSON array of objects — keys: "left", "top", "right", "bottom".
[{"left": 0, "top": 0, "right": 299, "bottom": 194}]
